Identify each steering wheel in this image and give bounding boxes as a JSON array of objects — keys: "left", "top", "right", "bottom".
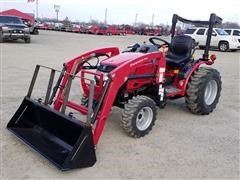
[
  {"left": 149, "top": 37, "right": 170, "bottom": 49},
  {"left": 75, "top": 53, "right": 110, "bottom": 73},
  {"left": 82, "top": 53, "right": 110, "bottom": 70}
]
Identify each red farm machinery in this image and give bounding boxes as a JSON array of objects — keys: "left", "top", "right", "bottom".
[{"left": 7, "top": 13, "right": 222, "bottom": 170}]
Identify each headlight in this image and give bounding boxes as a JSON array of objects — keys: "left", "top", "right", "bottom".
[{"left": 2, "top": 26, "right": 8, "bottom": 31}]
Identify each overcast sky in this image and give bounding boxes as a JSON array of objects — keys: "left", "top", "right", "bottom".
[{"left": 1, "top": 0, "right": 239, "bottom": 25}]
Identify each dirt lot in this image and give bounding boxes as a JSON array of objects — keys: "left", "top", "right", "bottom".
[{"left": 0, "top": 30, "right": 239, "bottom": 179}]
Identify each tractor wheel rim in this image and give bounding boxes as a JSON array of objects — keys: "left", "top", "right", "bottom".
[
  {"left": 204, "top": 80, "right": 218, "bottom": 105},
  {"left": 220, "top": 44, "right": 227, "bottom": 51},
  {"left": 136, "top": 107, "right": 153, "bottom": 131}
]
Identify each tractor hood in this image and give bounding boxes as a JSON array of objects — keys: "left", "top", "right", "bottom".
[{"left": 100, "top": 52, "right": 144, "bottom": 67}]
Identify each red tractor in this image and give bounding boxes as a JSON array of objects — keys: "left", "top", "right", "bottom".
[
  {"left": 95, "top": 25, "right": 125, "bottom": 35},
  {"left": 7, "top": 13, "right": 222, "bottom": 171},
  {"left": 143, "top": 26, "right": 162, "bottom": 36}
]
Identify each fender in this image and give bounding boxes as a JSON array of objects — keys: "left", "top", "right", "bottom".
[{"left": 181, "top": 60, "right": 213, "bottom": 96}]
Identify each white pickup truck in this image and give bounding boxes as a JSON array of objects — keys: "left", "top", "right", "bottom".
[{"left": 185, "top": 27, "right": 240, "bottom": 51}]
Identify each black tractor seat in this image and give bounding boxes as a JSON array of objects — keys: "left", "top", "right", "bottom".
[{"left": 166, "top": 35, "right": 193, "bottom": 67}]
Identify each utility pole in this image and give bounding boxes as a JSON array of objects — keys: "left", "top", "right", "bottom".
[
  {"left": 54, "top": 4, "right": 60, "bottom": 22},
  {"left": 135, "top": 13, "right": 138, "bottom": 26},
  {"left": 104, "top": 8, "right": 107, "bottom": 24},
  {"left": 151, "top": 13, "right": 154, "bottom": 27},
  {"left": 36, "top": 0, "right": 38, "bottom": 20}
]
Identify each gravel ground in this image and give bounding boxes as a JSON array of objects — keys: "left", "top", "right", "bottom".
[{"left": 0, "top": 30, "right": 239, "bottom": 179}]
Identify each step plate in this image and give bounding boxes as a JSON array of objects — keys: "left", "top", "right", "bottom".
[{"left": 165, "top": 85, "right": 181, "bottom": 94}]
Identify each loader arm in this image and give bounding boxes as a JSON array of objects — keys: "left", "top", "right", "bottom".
[
  {"left": 54, "top": 47, "right": 120, "bottom": 111},
  {"left": 93, "top": 51, "right": 165, "bottom": 145}
]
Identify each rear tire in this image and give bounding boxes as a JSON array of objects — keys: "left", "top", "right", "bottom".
[
  {"left": 185, "top": 67, "right": 222, "bottom": 115},
  {"left": 121, "top": 95, "right": 156, "bottom": 138},
  {"left": 218, "top": 42, "right": 229, "bottom": 52}
]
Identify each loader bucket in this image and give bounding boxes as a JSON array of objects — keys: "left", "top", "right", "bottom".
[{"left": 7, "top": 97, "right": 96, "bottom": 171}]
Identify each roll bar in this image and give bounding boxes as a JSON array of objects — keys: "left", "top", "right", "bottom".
[{"left": 170, "top": 13, "right": 222, "bottom": 60}]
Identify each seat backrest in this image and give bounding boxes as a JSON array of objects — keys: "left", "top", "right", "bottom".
[{"left": 169, "top": 35, "right": 193, "bottom": 56}]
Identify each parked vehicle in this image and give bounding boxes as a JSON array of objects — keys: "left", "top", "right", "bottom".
[
  {"left": 54, "top": 22, "right": 64, "bottom": 31},
  {"left": 143, "top": 28, "right": 155, "bottom": 36},
  {"left": 37, "top": 22, "right": 44, "bottom": 30},
  {"left": 143, "top": 27, "right": 162, "bottom": 36},
  {"left": 80, "top": 25, "right": 89, "bottom": 33},
  {"left": 185, "top": 27, "right": 240, "bottom": 51},
  {"left": 0, "top": 15, "right": 31, "bottom": 43},
  {"left": 72, "top": 24, "right": 81, "bottom": 33},
  {"left": 117, "top": 26, "right": 126, "bottom": 35},
  {"left": 87, "top": 25, "right": 98, "bottom": 34},
  {"left": 86, "top": 25, "right": 125, "bottom": 35},
  {"left": 65, "top": 25, "right": 73, "bottom": 32},
  {"left": 125, "top": 26, "right": 136, "bottom": 35},
  {"left": 43, "top": 22, "right": 54, "bottom": 30}
]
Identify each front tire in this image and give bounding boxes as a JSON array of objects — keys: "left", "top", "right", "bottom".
[
  {"left": 0, "top": 32, "right": 4, "bottom": 43},
  {"left": 24, "top": 38, "right": 31, "bottom": 43},
  {"left": 185, "top": 67, "right": 222, "bottom": 115},
  {"left": 218, "top": 42, "right": 229, "bottom": 52},
  {"left": 121, "top": 95, "right": 156, "bottom": 138}
]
